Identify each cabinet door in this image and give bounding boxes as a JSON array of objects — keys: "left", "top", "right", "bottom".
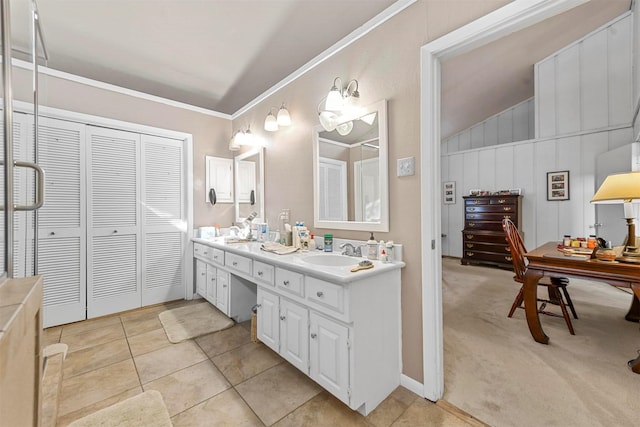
[
  {"left": 205, "top": 156, "right": 233, "bottom": 203},
  {"left": 216, "top": 270, "right": 230, "bottom": 315},
  {"left": 195, "top": 259, "right": 207, "bottom": 297},
  {"left": 141, "top": 134, "right": 185, "bottom": 305},
  {"left": 280, "top": 299, "right": 309, "bottom": 374},
  {"left": 257, "top": 288, "right": 279, "bottom": 352},
  {"left": 310, "top": 312, "right": 350, "bottom": 405},
  {"left": 86, "top": 126, "right": 141, "bottom": 318},
  {"left": 37, "top": 117, "right": 87, "bottom": 327},
  {"left": 206, "top": 264, "right": 216, "bottom": 304}
]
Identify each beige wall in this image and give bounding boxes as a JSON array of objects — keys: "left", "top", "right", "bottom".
[
  {"left": 12, "top": 0, "right": 511, "bottom": 385},
  {"left": 233, "top": 0, "right": 511, "bottom": 383},
  {"left": 13, "top": 66, "right": 234, "bottom": 229}
]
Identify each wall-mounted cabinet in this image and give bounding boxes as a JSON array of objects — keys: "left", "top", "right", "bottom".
[{"left": 205, "top": 156, "right": 233, "bottom": 204}]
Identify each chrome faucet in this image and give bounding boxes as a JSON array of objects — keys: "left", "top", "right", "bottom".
[{"left": 340, "top": 242, "right": 362, "bottom": 257}]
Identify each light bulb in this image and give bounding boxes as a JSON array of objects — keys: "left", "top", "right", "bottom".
[
  {"left": 277, "top": 106, "right": 291, "bottom": 126},
  {"left": 336, "top": 121, "right": 353, "bottom": 136},
  {"left": 264, "top": 112, "right": 278, "bottom": 131},
  {"left": 318, "top": 111, "right": 338, "bottom": 132}
]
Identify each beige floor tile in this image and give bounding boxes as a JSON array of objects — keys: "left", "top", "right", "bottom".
[
  {"left": 61, "top": 322, "right": 126, "bottom": 353},
  {"left": 60, "top": 315, "right": 122, "bottom": 338},
  {"left": 56, "top": 387, "right": 142, "bottom": 427},
  {"left": 122, "top": 315, "right": 163, "bottom": 337},
  {"left": 171, "top": 388, "right": 263, "bottom": 427},
  {"left": 212, "top": 341, "right": 284, "bottom": 385},
  {"left": 391, "top": 398, "right": 473, "bottom": 427},
  {"left": 235, "top": 363, "right": 322, "bottom": 426},
  {"left": 274, "top": 391, "right": 369, "bottom": 427},
  {"left": 195, "top": 324, "right": 251, "bottom": 358},
  {"left": 134, "top": 340, "right": 207, "bottom": 384},
  {"left": 58, "top": 359, "right": 140, "bottom": 417},
  {"left": 128, "top": 328, "right": 171, "bottom": 356},
  {"left": 366, "top": 387, "right": 420, "bottom": 427},
  {"left": 143, "top": 360, "right": 231, "bottom": 416},
  {"left": 43, "top": 326, "right": 62, "bottom": 347},
  {"left": 63, "top": 338, "right": 131, "bottom": 378}
]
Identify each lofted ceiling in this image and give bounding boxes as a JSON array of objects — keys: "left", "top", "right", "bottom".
[
  {"left": 27, "top": 0, "right": 399, "bottom": 116},
  {"left": 441, "top": 0, "right": 632, "bottom": 138},
  {"left": 14, "top": 1, "right": 633, "bottom": 133}
]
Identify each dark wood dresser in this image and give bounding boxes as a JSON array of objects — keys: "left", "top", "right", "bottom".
[{"left": 461, "top": 195, "right": 522, "bottom": 269}]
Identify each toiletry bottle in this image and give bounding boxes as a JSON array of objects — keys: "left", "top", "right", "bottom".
[
  {"left": 378, "top": 240, "right": 385, "bottom": 260},
  {"left": 385, "top": 241, "right": 394, "bottom": 262},
  {"left": 309, "top": 234, "right": 316, "bottom": 251},
  {"left": 367, "top": 232, "right": 377, "bottom": 260},
  {"left": 324, "top": 234, "right": 333, "bottom": 252}
]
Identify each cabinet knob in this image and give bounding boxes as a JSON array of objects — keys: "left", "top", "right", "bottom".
[
  {"left": 503, "top": 215, "right": 511, "bottom": 220},
  {"left": 280, "top": 315, "right": 286, "bottom": 321},
  {"left": 310, "top": 333, "right": 317, "bottom": 339},
  {"left": 50, "top": 231, "right": 55, "bottom": 236},
  {"left": 113, "top": 229, "right": 118, "bottom": 233},
  {"left": 223, "top": 284, "right": 227, "bottom": 288},
  {"left": 213, "top": 255, "right": 218, "bottom": 259},
  {"left": 505, "top": 256, "right": 513, "bottom": 261},
  {"left": 467, "top": 214, "right": 476, "bottom": 219},
  {"left": 466, "top": 235, "right": 474, "bottom": 240},
  {"left": 468, "top": 207, "right": 476, "bottom": 211},
  {"left": 316, "top": 291, "right": 324, "bottom": 297},
  {"left": 200, "top": 272, "right": 205, "bottom": 276},
  {"left": 468, "top": 222, "right": 476, "bottom": 227},
  {"left": 466, "top": 252, "right": 475, "bottom": 257},
  {"left": 283, "top": 280, "right": 290, "bottom": 286},
  {"left": 466, "top": 243, "right": 474, "bottom": 248},
  {"left": 203, "top": 251, "right": 209, "bottom": 255},
  {"left": 257, "top": 271, "right": 263, "bottom": 276},
  {"left": 498, "top": 199, "right": 506, "bottom": 204},
  {"left": 503, "top": 207, "right": 512, "bottom": 211},
  {"left": 232, "top": 261, "right": 238, "bottom": 266}
]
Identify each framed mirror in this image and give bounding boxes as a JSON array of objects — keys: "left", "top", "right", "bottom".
[
  {"left": 234, "top": 148, "right": 264, "bottom": 223},
  {"left": 313, "top": 99, "right": 388, "bottom": 232}
]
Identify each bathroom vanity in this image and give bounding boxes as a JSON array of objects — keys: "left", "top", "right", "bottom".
[{"left": 192, "top": 237, "right": 403, "bottom": 415}]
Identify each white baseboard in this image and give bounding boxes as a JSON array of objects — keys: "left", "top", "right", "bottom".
[{"left": 400, "top": 374, "right": 424, "bottom": 398}]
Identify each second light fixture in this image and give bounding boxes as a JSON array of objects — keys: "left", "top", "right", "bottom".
[{"left": 264, "top": 103, "right": 291, "bottom": 132}]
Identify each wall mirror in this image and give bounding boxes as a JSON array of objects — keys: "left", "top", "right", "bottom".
[
  {"left": 234, "top": 148, "right": 264, "bottom": 223},
  {"left": 313, "top": 99, "right": 388, "bottom": 232}
]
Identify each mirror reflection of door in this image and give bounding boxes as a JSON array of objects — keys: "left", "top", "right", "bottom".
[
  {"left": 318, "top": 157, "right": 348, "bottom": 221},
  {"left": 235, "top": 150, "right": 263, "bottom": 222},
  {"left": 354, "top": 153, "right": 380, "bottom": 222}
]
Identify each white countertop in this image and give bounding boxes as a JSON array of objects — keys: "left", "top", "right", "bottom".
[{"left": 192, "top": 237, "right": 405, "bottom": 284}]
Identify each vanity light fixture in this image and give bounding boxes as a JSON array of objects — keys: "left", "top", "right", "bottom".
[
  {"left": 324, "top": 77, "right": 360, "bottom": 111},
  {"left": 264, "top": 103, "right": 292, "bottom": 131},
  {"left": 318, "top": 77, "right": 363, "bottom": 134},
  {"left": 230, "top": 125, "right": 263, "bottom": 151}
]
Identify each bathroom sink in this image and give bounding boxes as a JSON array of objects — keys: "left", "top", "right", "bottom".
[{"left": 302, "top": 254, "right": 358, "bottom": 267}]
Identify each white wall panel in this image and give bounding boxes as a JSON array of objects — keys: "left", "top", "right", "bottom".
[
  {"left": 494, "top": 145, "right": 514, "bottom": 188},
  {"left": 477, "top": 150, "right": 496, "bottom": 190},
  {"left": 513, "top": 143, "right": 536, "bottom": 248},
  {"left": 608, "top": 15, "right": 633, "bottom": 127},
  {"left": 497, "top": 110, "right": 513, "bottom": 144},
  {"left": 470, "top": 124, "right": 484, "bottom": 149},
  {"left": 483, "top": 117, "right": 498, "bottom": 147},
  {"left": 556, "top": 45, "right": 581, "bottom": 134},
  {"left": 458, "top": 129, "right": 471, "bottom": 151},
  {"left": 534, "top": 140, "right": 558, "bottom": 244},
  {"left": 462, "top": 152, "right": 479, "bottom": 197},
  {"left": 556, "top": 137, "right": 582, "bottom": 237},
  {"left": 580, "top": 30, "right": 608, "bottom": 130},
  {"left": 512, "top": 101, "right": 530, "bottom": 142},
  {"left": 536, "top": 58, "right": 557, "bottom": 138}
]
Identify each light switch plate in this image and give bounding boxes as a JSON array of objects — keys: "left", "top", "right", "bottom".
[{"left": 397, "top": 157, "right": 415, "bottom": 177}]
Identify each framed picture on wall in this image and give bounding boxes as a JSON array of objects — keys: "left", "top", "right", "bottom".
[
  {"left": 443, "top": 181, "right": 456, "bottom": 204},
  {"left": 547, "top": 171, "right": 569, "bottom": 201}
]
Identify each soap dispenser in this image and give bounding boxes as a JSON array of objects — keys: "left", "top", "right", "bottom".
[{"left": 367, "top": 232, "right": 378, "bottom": 260}]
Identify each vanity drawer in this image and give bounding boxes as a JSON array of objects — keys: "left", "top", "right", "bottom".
[
  {"left": 253, "top": 261, "right": 275, "bottom": 286},
  {"left": 225, "top": 252, "right": 252, "bottom": 275},
  {"left": 211, "top": 248, "right": 225, "bottom": 266},
  {"left": 193, "top": 242, "right": 211, "bottom": 260},
  {"left": 306, "top": 277, "right": 344, "bottom": 314},
  {"left": 275, "top": 268, "right": 304, "bottom": 297}
]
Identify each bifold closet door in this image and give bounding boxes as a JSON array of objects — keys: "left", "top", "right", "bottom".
[
  {"left": 87, "top": 126, "right": 141, "bottom": 318},
  {"left": 37, "top": 117, "right": 87, "bottom": 327},
  {"left": 141, "top": 134, "right": 185, "bottom": 305}
]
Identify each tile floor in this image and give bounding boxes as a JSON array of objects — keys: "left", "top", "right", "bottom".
[{"left": 45, "top": 299, "right": 483, "bottom": 426}]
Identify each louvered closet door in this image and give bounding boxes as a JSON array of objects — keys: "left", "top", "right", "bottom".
[
  {"left": 87, "top": 126, "right": 141, "bottom": 318},
  {"left": 141, "top": 134, "right": 185, "bottom": 305},
  {"left": 37, "top": 117, "right": 87, "bottom": 327}
]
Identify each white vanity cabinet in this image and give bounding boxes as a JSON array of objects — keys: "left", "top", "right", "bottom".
[
  {"left": 257, "top": 287, "right": 309, "bottom": 373},
  {"left": 195, "top": 259, "right": 207, "bottom": 297},
  {"left": 193, "top": 238, "right": 401, "bottom": 416}
]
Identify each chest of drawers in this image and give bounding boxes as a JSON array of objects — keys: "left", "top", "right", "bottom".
[{"left": 461, "top": 195, "right": 522, "bottom": 269}]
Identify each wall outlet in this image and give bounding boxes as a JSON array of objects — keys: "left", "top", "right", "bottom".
[{"left": 397, "top": 157, "right": 415, "bottom": 177}]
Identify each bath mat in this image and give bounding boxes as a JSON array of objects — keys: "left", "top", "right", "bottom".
[
  {"left": 159, "top": 302, "right": 234, "bottom": 343},
  {"left": 67, "top": 390, "right": 171, "bottom": 427}
]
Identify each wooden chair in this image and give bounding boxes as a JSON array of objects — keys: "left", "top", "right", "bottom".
[{"left": 502, "top": 218, "right": 578, "bottom": 334}]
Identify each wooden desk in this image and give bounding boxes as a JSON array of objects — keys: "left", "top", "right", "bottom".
[{"left": 523, "top": 242, "right": 640, "bottom": 372}]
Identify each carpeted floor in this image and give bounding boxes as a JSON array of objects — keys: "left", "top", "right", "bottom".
[{"left": 442, "top": 257, "right": 640, "bottom": 427}]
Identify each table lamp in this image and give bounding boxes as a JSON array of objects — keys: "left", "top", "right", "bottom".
[{"left": 591, "top": 171, "right": 640, "bottom": 252}]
